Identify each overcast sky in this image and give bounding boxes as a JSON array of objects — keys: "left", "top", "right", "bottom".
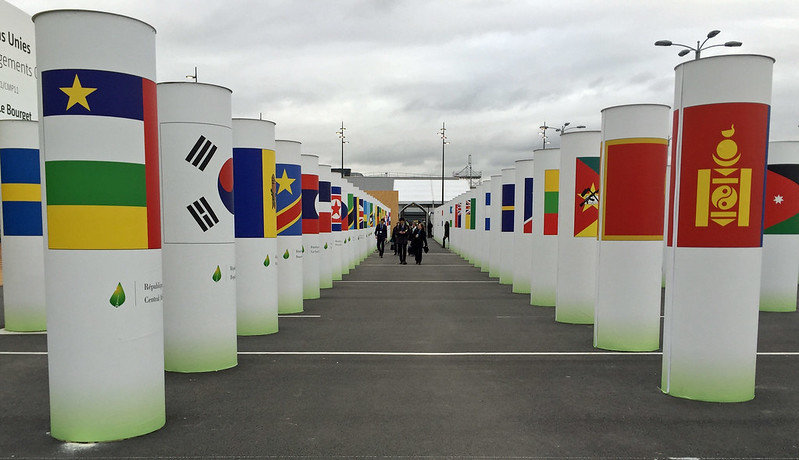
[{"left": 10, "top": 0, "right": 799, "bottom": 179}]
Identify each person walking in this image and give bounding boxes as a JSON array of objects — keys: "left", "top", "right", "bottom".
[
  {"left": 410, "top": 222, "right": 428, "bottom": 265},
  {"left": 394, "top": 217, "right": 410, "bottom": 264},
  {"left": 391, "top": 222, "right": 398, "bottom": 255},
  {"left": 443, "top": 220, "right": 450, "bottom": 248},
  {"left": 375, "top": 218, "right": 388, "bottom": 257}
]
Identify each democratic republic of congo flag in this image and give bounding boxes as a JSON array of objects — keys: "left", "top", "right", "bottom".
[
  {"left": 347, "top": 193, "right": 356, "bottom": 230},
  {"left": 41, "top": 68, "right": 160, "bottom": 249},
  {"left": 319, "top": 177, "right": 332, "bottom": 233},
  {"left": 600, "top": 138, "right": 667, "bottom": 241},
  {"left": 523, "top": 177, "right": 533, "bottom": 233},
  {"left": 275, "top": 162, "right": 302, "bottom": 236},
  {"left": 544, "top": 169, "right": 559, "bottom": 235},
  {"left": 764, "top": 164, "right": 799, "bottom": 234},
  {"left": 574, "top": 157, "right": 600, "bottom": 238},
  {"left": 501, "top": 183, "right": 514, "bottom": 232},
  {"left": 301, "top": 171, "right": 319, "bottom": 234},
  {"left": 0, "top": 148, "right": 42, "bottom": 236},
  {"left": 232, "top": 148, "right": 277, "bottom": 238},
  {"left": 331, "top": 186, "right": 342, "bottom": 231}
]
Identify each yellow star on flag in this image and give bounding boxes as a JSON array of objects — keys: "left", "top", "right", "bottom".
[
  {"left": 60, "top": 74, "right": 97, "bottom": 111},
  {"left": 579, "top": 183, "right": 600, "bottom": 212},
  {"left": 275, "top": 168, "right": 295, "bottom": 195}
]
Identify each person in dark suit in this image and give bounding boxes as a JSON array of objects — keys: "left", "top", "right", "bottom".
[
  {"left": 394, "top": 218, "right": 410, "bottom": 264},
  {"left": 375, "top": 218, "right": 388, "bottom": 257},
  {"left": 410, "top": 222, "right": 428, "bottom": 265},
  {"left": 443, "top": 221, "right": 450, "bottom": 248}
]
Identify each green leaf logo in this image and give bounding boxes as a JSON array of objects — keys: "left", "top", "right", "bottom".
[
  {"left": 212, "top": 265, "right": 222, "bottom": 282},
  {"left": 302, "top": 245, "right": 305, "bottom": 253},
  {"left": 109, "top": 283, "right": 125, "bottom": 308},
  {"left": 324, "top": 243, "right": 328, "bottom": 249},
  {"left": 264, "top": 255, "right": 270, "bottom": 267},
  {"left": 283, "top": 249, "right": 290, "bottom": 259},
  {"left": 348, "top": 237, "right": 352, "bottom": 242}
]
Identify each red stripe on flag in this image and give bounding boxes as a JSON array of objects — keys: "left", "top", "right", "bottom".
[
  {"left": 143, "top": 78, "right": 161, "bottom": 249},
  {"left": 543, "top": 213, "right": 558, "bottom": 235}
]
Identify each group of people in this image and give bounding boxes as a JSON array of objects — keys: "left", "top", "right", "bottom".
[{"left": 375, "top": 217, "right": 429, "bottom": 265}]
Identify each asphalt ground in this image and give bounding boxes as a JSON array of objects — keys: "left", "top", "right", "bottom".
[{"left": 1, "top": 241, "right": 798, "bottom": 458}]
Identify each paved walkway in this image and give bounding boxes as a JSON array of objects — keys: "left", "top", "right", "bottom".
[{"left": 1, "top": 241, "right": 799, "bottom": 458}]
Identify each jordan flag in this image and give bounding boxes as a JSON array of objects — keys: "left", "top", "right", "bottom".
[{"left": 764, "top": 164, "right": 799, "bottom": 234}]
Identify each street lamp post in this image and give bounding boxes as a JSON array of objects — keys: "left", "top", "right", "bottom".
[
  {"left": 336, "top": 122, "right": 347, "bottom": 178},
  {"left": 439, "top": 122, "right": 450, "bottom": 206},
  {"left": 539, "top": 121, "right": 586, "bottom": 149},
  {"left": 555, "top": 122, "right": 586, "bottom": 135},
  {"left": 655, "top": 29, "right": 742, "bottom": 59}
]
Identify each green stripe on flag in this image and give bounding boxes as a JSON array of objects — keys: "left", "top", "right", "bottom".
[
  {"left": 544, "top": 191, "right": 559, "bottom": 214},
  {"left": 45, "top": 160, "right": 146, "bottom": 206}
]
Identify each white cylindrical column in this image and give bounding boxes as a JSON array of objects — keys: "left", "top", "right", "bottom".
[
  {"left": 346, "top": 186, "right": 357, "bottom": 270},
  {"left": 300, "top": 154, "right": 320, "bottom": 300},
  {"left": 318, "top": 164, "right": 334, "bottom": 289},
  {"left": 662, "top": 54, "right": 774, "bottom": 402},
  {"left": 760, "top": 141, "right": 799, "bottom": 311},
  {"left": 275, "top": 140, "right": 304, "bottom": 313},
  {"left": 488, "top": 174, "right": 502, "bottom": 279},
  {"left": 499, "top": 167, "right": 516, "bottom": 285},
  {"left": 231, "top": 118, "right": 278, "bottom": 335},
  {"left": 530, "top": 148, "right": 560, "bottom": 307},
  {"left": 35, "top": 10, "right": 164, "bottom": 441},
  {"left": 0, "top": 120, "right": 46, "bottom": 331},
  {"left": 513, "top": 158, "right": 534, "bottom": 294},
  {"left": 594, "top": 104, "right": 670, "bottom": 351},
  {"left": 477, "top": 181, "right": 491, "bottom": 272},
  {"left": 556, "top": 130, "right": 601, "bottom": 324},
  {"left": 465, "top": 190, "right": 476, "bottom": 265},
  {"left": 331, "top": 180, "right": 345, "bottom": 278},
  {"left": 159, "top": 82, "right": 236, "bottom": 372}
]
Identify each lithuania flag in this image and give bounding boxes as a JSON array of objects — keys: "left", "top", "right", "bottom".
[{"left": 543, "top": 169, "right": 559, "bottom": 236}]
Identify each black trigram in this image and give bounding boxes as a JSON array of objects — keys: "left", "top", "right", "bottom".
[
  {"left": 185, "top": 136, "right": 217, "bottom": 171},
  {"left": 187, "top": 197, "right": 219, "bottom": 231}
]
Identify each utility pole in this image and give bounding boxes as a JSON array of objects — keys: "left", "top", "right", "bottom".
[
  {"left": 439, "top": 122, "right": 449, "bottom": 206},
  {"left": 336, "top": 122, "right": 347, "bottom": 178}
]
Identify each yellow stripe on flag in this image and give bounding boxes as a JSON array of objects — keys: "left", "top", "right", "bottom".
[
  {"left": 544, "top": 170, "right": 559, "bottom": 192},
  {"left": 47, "top": 205, "right": 148, "bottom": 249},
  {"left": 262, "top": 149, "right": 277, "bottom": 238},
  {"left": 501, "top": 205, "right": 514, "bottom": 211},
  {"left": 2, "top": 183, "right": 41, "bottom": 202}
]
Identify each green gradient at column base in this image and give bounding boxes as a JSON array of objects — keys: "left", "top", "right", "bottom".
[
  {"left": 499, "top": 271, "right": 512, "bottom": 285},
  {"left": 594, "top": 337, "right": 659, "bottom": 352},
  {"left": 759, "top": 296, "right": 797, "bottom": 312},
  {"left": 512, "top": 286, "right": 530, "bottom": 294},
  {"left": 661, "top": 374, "right": 754, "bottom": 403},
  {"left": 555, "top": 310, "right": 594, "bottom": 325},
  {"left": 4, "top": 310, "right": 47, "bottom": 332},
  {"left": 236, "top": 317, "right": 278, "bottom": 336},
  {"left": 50, "top": 393, "right": 164, "bottom": 442},
  {"left": 530, "top": 292, "right": 556, "bottom": 307}
]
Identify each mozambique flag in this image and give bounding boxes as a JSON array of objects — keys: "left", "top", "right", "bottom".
[
  {"left": 574, "top": 157, "right": 600, "bottom": 238},
  {"left": 600, "top": 138, "right": 668, "bottom": 240},
  {"left": 347, "top": 194, "right": 356, "bottom": 229},
  {"left": 301, "top": 172, "right": 319, "bottom": 234},
  {"left": 676, "top": 102, "right": 769, "bottom": 248},
  {"left": 523, "top": 177, "right": 533, "bottom": 233},
  {"left": 0, "top": 148, "right": 42, "bottom": 236},
  {"left": 319, "top": 178, "right": 332, "bottom": 233},
  {"left": 544, "top": 169, "right": 559, "bottom": 235},
  {"left": 232, "top": 148, "right": 277, "bottom": 238},
  {"left": 764, "top": 164, "right": 799, "bottom": 234},
  {"left": 275, "top": 162, "right": 302, "bottom": 236},
  {"left": 501, "top": 183, "right": 514, "bottom": 232},
  {"left": 41, "top": 68, "right": 160, "bottom": 249}
]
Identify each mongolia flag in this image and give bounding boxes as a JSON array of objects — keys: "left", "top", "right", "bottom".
[
  {"left": 676, "top": 103, "right": 768, "bottom": 248},
  {"left": 523, "top": 177, "right": 533, "bottom": 233},
  {"left": 0, "top": 148, "right": 43, "bottom": 236},
  {"left": 232, "top": 148, "right": 277, "bottom": 238},
  {"left": 501, "top": 183, "right": 514, "bottom": 232},
  {"left": 319, "top": 178, "right": 332, "bottom": 233},
  {"left": 301, "top": 172, "right": 319, "bottom": 234},
  {"left": 600, "top": 138, "right": 667, "bottom": 241},
  {"left": 574, "top": 157, "right": 600, "bottom": 238},
  {"left": 41, "top": 68, "right": 160, "bottom": 249},
  {"left": 331, "top": 185, "right": 342, "bottom": 232},
  {"left": 347, "top": 194, "right": 356, "bottom": 230},
  {"left": 763, "top": 164, "right": 799, "bottom": 234},
  {"left": 543, "top": 169, "right": 559, "bottom": 235},
  {"left": 275, "top": 162, "right": 302, "bottom": 236}
]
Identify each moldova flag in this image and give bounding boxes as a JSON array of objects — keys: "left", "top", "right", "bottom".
[
  {"left": 600, "top": 138, "right": 668, "bottom": 241},
  {"left": 0, "top": 148, "right": 42, "bottom": 237},
  {"left": 501, "top": 183, "right": 514, "bottom": 232},
  {"left": 275, "top": 163, "right": 302, "bottom": 236},
  {"left": 764, "top": 164, "right": 799, "bottom": 234},
  {"left": 574, "top": 157, "right": 600, "bottom": 238},
  {"left": 301, "top": 172, "right": 319, "bottom": 234},
  {"left": 523, "top": 177, "right": 533, "bottom": 233},
  {"left": 543, "top": 169, "right": 559, "bottom": 235},
  {"left": 41, "top": 68, "right": 160, "bottom": 249},
  {"left": 232, "top": 148, "right": 277, "bottom": 238},
  {"left": 319, "top": 178, "right": 332, "bottom": 233}
]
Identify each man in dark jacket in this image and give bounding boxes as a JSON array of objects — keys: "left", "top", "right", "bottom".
[
  {"left": 443, "top": 221, "right": 450, "bottom": 248},
  {"left": 394, "top": 217, "right": 410, "bottom": 264},
  {"left": 375, "top": 218, "right": 388, "bottom": 257}
]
